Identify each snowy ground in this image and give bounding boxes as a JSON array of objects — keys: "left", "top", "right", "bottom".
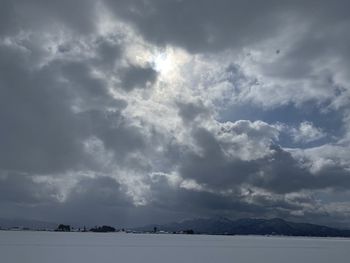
[{"left": 0, "top": 231, "right": 349, "bottom": 263}]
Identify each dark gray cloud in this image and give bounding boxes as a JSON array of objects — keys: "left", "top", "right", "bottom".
[
  {"left": 0, "top": 172, "right": 58, "bottom": 205},
  {"left": 0, "top": 31, "right": 148, "bottom": 174},
  {"left": 104, "top": 0, "right": 350, "bottom": 53},
  {"left": 138, "top": 172, "right": 333, "bottom": 226},
  {"left": 1, "top": 0, "right": 350, "bottom": 228},
  {"left": 177, "top": 100, "right": 210, "bottom": 124},
  {"left": 178, "top": 127, "right": 256, "bottom": 187},
  {"left": 119, "top": 65, "right": 158, "bottom": 91},
  {"left": 104, "top": 0, "right": 286, "bottom": 53},
  {"left": 80, "top": 110, "right": 147, "bottom": 164},
  {"left": 0, "top": 0, "right": 97, "bottom": 35},
  {"left": 67, "top": 176, "right": 131, "bottom": 205},
  {"left": 0, "top": 45, "right": 87, "bottom": 174},
  {"left": 177, "top": 126, "right": 350, "bottom": 194},
  {"left": 93, "top": 37, "right": 122, "bottom": 70}
]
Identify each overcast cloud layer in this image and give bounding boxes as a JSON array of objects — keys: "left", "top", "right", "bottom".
[{"left": 1, "top": 0, "right": 350, "bottom": 228}]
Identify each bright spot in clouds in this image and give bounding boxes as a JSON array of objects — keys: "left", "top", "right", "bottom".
[{"left": 152, "top": 47, "right": 191, "bottom": 82}]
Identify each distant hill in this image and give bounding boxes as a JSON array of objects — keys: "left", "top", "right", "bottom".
[
  {"left": 0, "top": 217, "right": 57, "bottom": 230},
  {"left": 134, "top": 217, "right": 350, "bottom": 237}
]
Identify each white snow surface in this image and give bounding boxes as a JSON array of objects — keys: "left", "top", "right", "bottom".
[{"left": 0, "top": 231, "right": 350, "bottom": 263}]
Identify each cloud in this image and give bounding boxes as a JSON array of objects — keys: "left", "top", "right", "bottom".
[
  {"left": 119, "top": 65, "right": 158, "bottom": 91},
  {"left": 0, "top": 172, "right": 59, "bottom": 205},
  {"left": 104, "top": 0, "right": 289, "bottom": 53},
  {"left": 0, "top": 43, "right": 89, "bottom": 174},
  {"left": 0, "top": 0, "right": 98, "bottom": 36},
  {"left": 291, "top": 121, "right": 326, "bottom": 143},
  {"left": 1, "top": 0, "right": 350, "bottom": 228}
]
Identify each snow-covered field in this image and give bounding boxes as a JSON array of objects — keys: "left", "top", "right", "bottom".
[{"left": 0, "top": 231, "right": 349, "bottom": 263}]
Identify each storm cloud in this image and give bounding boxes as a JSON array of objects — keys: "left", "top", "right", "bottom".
[{"left": 1, "top": 0, "right": 350, "bottom": 228}]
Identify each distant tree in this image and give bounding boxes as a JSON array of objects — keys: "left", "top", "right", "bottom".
[
  {"left": 153, "top": 227, "right": 157, "bottom": 233},
  {"left": 90, "top": 225, "right": 116, "bottom": 233},
  {"left": 183, "top": 229, "right": 194, "bottom": 234},
  {"left": 56, "top": 224, "right": 71, "bottom": 232}
]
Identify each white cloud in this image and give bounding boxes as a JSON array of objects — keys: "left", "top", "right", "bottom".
[
  {"left": 291, "top": 121, "right": 326, "bottom": 143},
  {"left": 2, "top": 0, "right": 350, "bottom": 227}
]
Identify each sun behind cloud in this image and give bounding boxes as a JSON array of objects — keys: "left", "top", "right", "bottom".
[{"left": 151, "top": 47, "right": 190, "bottom": 81}]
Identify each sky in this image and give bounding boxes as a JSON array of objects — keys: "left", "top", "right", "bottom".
[{"left": 1, "top": 0, "right": 350, "bottom": 228}]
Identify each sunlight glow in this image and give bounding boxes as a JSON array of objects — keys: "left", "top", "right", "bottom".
[
  {"left": 154, "top": 52, "right": 173, "bottom": 74},
  {"left": 151, "top": 47, "right": 191, "bottom": 82}
]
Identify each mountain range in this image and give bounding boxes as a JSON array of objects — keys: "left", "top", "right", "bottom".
[
  {"left": 134, "top": 217, "right": 350, "bottom": 237},
  {"left": 0, "top": 217, "right": 57, "bottom": 230}
]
